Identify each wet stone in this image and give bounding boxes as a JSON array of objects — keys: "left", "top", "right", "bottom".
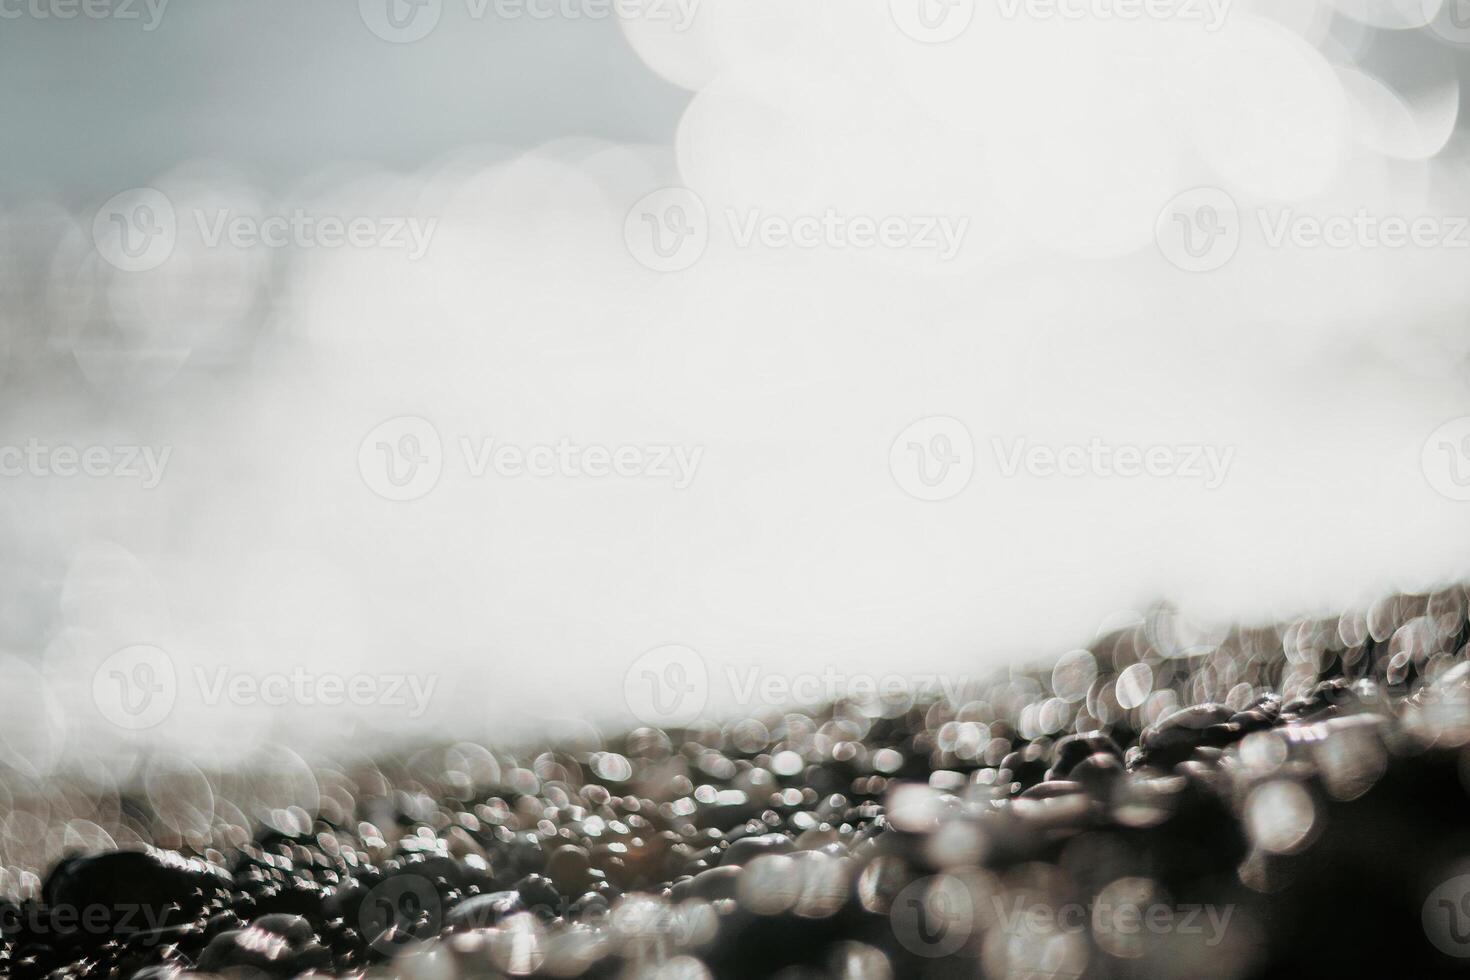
[
  {"left": 1018, "top": 779, "right": 1084, "bottom": 800},
  {"left": 130, "top": 968, "right": 185, "bottom": 980},
  {"left": 1069, "top": 752, "right": 1125, "bottom": 792},
  {"left": 196, "top": 923, "right": 331, "bottom": 977},
  {"left": 1047, "top": 730, "right": 1124, "bottom": 781},
  {"left": 247, "top": 880, "right": 326, "bottom": 924},
  {"left": 1247, "top": 691, "right": 1284, "bottom": 717},
  {"left": 1202, "top": 722, "right": 1247, "bottom": 746},
  {"left": 1228, "top": 708, "right": 1277, "bottom": 734},
  {"left": 11, "top": 580, "right": 1470, "bottom": 979},
  {"left": 567, "top": 891, "right": 610, "bottom": 920},
  {"left": 1138, "top": 703, "right": 1235, "bottom": 764},
  {"left": 41, "top": 848, "right": 230, "bottom": 945},
  {"left": 999, "top": 744, "right": 1051, "bottom": 794},
  {"left": 680, "top": 865, "right": 743, "bottom": 902},
  {"left": 546, "top": 844, "right": 593, "bottom": 895},
  {"left": 204, "top": 909, "right": 244, "bottom": 937},
  {"left": 514, "top": 874, "right": 562, "bottom": 919},
  {"left": 720, "top": 832, "right": 795, "bottom": 867},
  {"left": 248, "top": 912, "right": 315, "bottom": 944}
]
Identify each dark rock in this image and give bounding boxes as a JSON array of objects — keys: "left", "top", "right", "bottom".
[
  {"left": 197, "top": 924, "right": 331, "bottom": 977},
  {"left": 720, "top": 832, "right": 794, "bottom": 867},
  {"left": 546, "top": 844, "right": 593, "bottom": 895},
  {"left": 1138, "top": 703, "right": 1235, "bottom": 765},
  {"left": 40, "top": 848, "right": 230, "bottom": 946},
  {"left": 1018, "top": 779, "right": 1084, "bottom": 800},
  {"left": 1047, "top": 730, "right": 1124, "bottom": 780},
  {"left": 514, "top": 874, "right": 562, "bottom": 919}
]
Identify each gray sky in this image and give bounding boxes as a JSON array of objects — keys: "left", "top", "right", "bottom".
[
  {"left": 7, "top": 2, "right": 1470, "bottom": 767},
  {"left": 0, "top": 0, "right": 688, "bottom": 194}
]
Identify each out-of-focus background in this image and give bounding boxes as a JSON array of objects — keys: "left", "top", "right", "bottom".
[{"left": 3, "top": 0, "right": 1470, "bottom": 775}]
